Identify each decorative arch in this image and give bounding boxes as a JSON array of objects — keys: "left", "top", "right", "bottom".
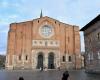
[
  {"left": 36, "top": 52, "right": 44, "bottom": 69},
  {"left": 48, "top": 52, "right": 55, "bottom": 69}
]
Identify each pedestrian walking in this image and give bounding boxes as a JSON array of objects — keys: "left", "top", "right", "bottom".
[
  {"left": 40, "top": 67, "right": 43, "bottom": 71},
  {"left": 58, "top": 66, "right": 60, "bottom": 71},
  {"left": 19, "top": 77, "right": 24, "bottom": 80},
  {"left": 40, "top": 67, "right": 41, "bottom": 71},
  {"left": 44, "top": 67, "right": 47, "bottom": 71},
  {"left": 62, "top": 70, "right": 70, "bottom": 80}
]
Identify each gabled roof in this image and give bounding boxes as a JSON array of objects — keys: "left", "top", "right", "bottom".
[
  {"left": 80, "top": 14, "right": 100, "bottom": 31},
  {"left": 33, "top": 16, "right": 76, "bottom": 27},
  {"left": 13, "top": 16, "right": 75, "bottom": 27}
]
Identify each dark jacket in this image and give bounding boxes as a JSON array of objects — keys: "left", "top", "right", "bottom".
[
  {"left": 19, "top": 77, "right": 24, "bottom": 80},
  {"left": 62, "top": 71, "right": 69, "bottom": 80}
]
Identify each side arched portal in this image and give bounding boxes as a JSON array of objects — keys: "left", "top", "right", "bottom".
[
  {"left": 48, "top": 52, "right": 55, "bottom": 69},
  {"left": 37, "top": 52, "right": 44, "bottom": 69}
]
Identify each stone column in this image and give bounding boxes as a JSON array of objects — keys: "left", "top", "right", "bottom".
[
  {"left": 32, "top": 51, "right": 37, "bottom": 69},
  {"left": 22, "top": 53, "right": 24, "bottom": 69},
  {"left": 12, "top": 55, "right": 16, "bottom": 69},
  {"left": 54, "top": 52, "right": 58, "bottom": 69},
  {"left": 55, "top": 52, "right": 58, "bottom": 68},
  {"left": 58, "top": 51, "right": 61, "bottom": 67},
  {"left": 44, "top": 53, "right": 48, "bottom": 68},
  {"left": 6, "top": 55, "right": 8, "bottom": 68},
  {"left": 34, "top": 52, "right": 37, "bottom": 69},
  {"left": 66, "top": 53, "right": 68, "bottom": 62},
  {"left": 56, "top": 51, "right": 60, "bottom": 68},
  {"left": 31, "top": 51, "right": 34, "bottom": 69},
  {"left": 66, "top": 53, "right": 69, "bottom": 69},
  {"left": 7, "top": 54, "right": 13, "bottom": 69}
]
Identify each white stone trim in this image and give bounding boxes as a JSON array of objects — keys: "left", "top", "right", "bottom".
[
  {"left": 31, "top": 49, "right": 60, "bottom": 69},
  {"left": 6, "top": 65, "right": 13, "bottom": 70},
  {"left": 32, "top": 40, "right": 60, "bottom": 47}
]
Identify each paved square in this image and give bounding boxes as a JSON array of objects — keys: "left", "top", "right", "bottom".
[{"left": 0, "top": 70, "right": 100, "bottom": 80}]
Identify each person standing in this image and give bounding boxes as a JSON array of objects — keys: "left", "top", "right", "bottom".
[
  {"left": 62, "top": 71, "right": 69, "bottom": 80},
  {"left": 19, "top": 77, "right": 24, "bottom": 80}
]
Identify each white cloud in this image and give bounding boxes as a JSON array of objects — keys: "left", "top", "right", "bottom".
[
  {"left": 0, "top": 20, "right": 9, "bottom": 25},
  {"left": 81, "top": 42, "right": 85, "bottom": 52},
  {"left": 8, "top": 14, "right": 19, "bottom": 19},
  {"left": 0, "top": 1, "right": 20, "bottom": 8},
  {"left": 0, "top": 20, "right": 9, "bottom": 34},
  {"left": 80, "top": 32, "right": 85, "bottom": 52},
  {"left": 0, "top": 51, "right": 6, "bottom": 55}
]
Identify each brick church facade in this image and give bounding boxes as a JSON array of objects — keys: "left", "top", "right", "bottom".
[{"left": 6, "top": 14, "right": 81, "bottom": 70}]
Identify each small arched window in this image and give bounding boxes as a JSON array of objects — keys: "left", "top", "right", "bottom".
[
  {"left": 40, "top": 41, "right": 42, "bottom": 44},
  {"left": 69, "top": 56, "right": 71, "bottom": 62},
  {"left": 62, "top": 56, "right": 65, "bottom": 62},
  {"left": 34, "top": 41, "right": 37, "bottom": 44},
  {"left": 19, "top": 55, "right": 21, "bottom": 60},
  {"left": 97, "top": 33, "right": 100, "bottom": 40},
  {"left": 26, "top": 55, "right": 28, "bottom": 60},
  {"left": 38, "top": 20, "right": 39, "bottom": 23}
]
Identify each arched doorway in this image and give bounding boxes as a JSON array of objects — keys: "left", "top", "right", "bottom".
[
  {"left": 37, "top": 53, "right": 43, "bottom": 69},
  {"left": 48, "top": 52, "right": 55, "bottom": 69}
]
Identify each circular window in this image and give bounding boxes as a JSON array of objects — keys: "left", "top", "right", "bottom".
[{"left": 39, "top": 25, "right": 54, "bottom": 38}]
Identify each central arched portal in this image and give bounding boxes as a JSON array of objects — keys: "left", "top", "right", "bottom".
[
  {"left": 37, "top": 53, "right": 43, "bottom": 69},
  {"left": 48, "top": 52, "right": 55, "bottom": 69}
]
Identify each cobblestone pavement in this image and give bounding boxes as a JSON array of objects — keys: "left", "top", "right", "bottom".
[{"left": 0, "top": 69, "right": 100, "bottom": 80}]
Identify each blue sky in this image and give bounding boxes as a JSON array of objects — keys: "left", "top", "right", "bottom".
[{"left": 0, "top": 0, "right": 100, "bottom": 55}]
